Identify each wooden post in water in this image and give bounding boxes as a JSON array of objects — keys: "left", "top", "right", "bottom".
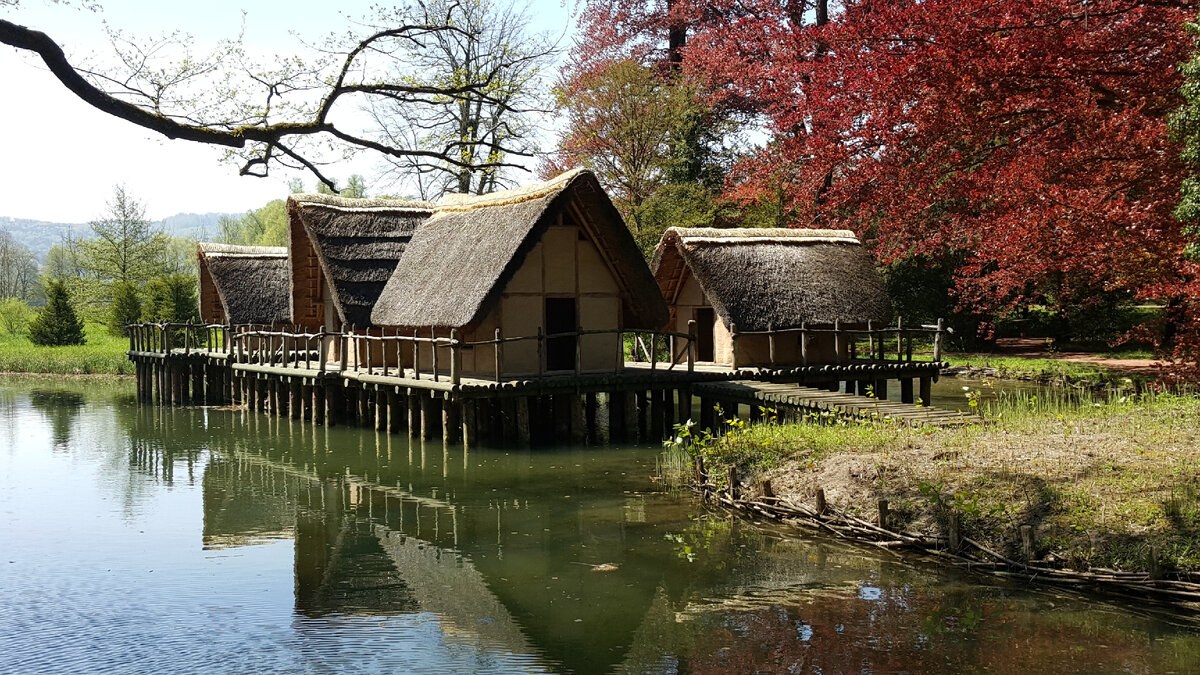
[
  {"left": 1020, "top": 524, "right": 1035, "bottom": 562},
  {"left": 516, "top": 396, "right": 532, "bottom": 446},
  {"left": 408, "top": 392, "right": 422, "bottom": 438},
  {"left": 443, "top": 395, "right": 462, "bottom": 443},
  {"left": 422, "top": 394, "right": 440, "bottom": 441},
  {"left": 919, "top": 376, "right": 932, "bottom": 407},
  {"left": 948, "top": 511, "right": 961, "bottom": 551},
  {"left": 878, "top": 499, "right": 890, "bottom": 529},
  {"left": 815, "top": 488, "right": 827, "bottom": 515},
  {"left": 900, "top": 378, "right": 915, "bottom": 404}
]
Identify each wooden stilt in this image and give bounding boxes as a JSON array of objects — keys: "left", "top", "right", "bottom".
[
  {"left": 443, "top": 397, "right": 462, "bottom": 443},
  {"left": 516, "top": 396, "right": 532, "bottom": 446},
  {"left": 387, "top": 389, "right": 401, "bottom": 433},
  {"left": 422, "top": 394, "right": 440, "bottom": 440},
  {"left": 636, "top": 390, "right": 649, "bottom": 442},
  {"left": 569, "top": 395, "right": 586, "bottom": 445},
  {"left": 408, "top": 390, "right": 422, "bottom": 437},
  {"left": 462, "top": 400, "right": 477, "bottom": 448},
  {"left": 584, "top": 393, "right": 598, "bottom": 445},
  {"left": 607, "top": 391, "right": 626, "bottom": 445},
  {"left": 553, "top": 394, "right": 571, "bottom": 443},
  {"left": 900, "top": 378, "right": 915, "bottom": 404},
  {"left": 919, "top": 376, "right": 932, "bottom": 407}
]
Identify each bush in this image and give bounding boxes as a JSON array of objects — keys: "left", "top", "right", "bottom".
[
  {"left": 28, "top": 281, "right": 86, "bottom": 346},
  {"left": 0, "top": 297, "right": 33, "bottom": 335},
  {"left": 108, "top": 282, "right": 143, "bottom": 337},
  {"left": 142, "top": 274, "right": 198, "bottom": 324}
]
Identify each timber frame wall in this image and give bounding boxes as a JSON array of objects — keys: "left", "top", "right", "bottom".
[{"left": 126, "top": 319, "right": 951, "bottom": 446}]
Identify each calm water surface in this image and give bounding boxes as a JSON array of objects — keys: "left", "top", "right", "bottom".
[{"left": 1, "top": 377, "right": 1197, "bottom": 674}]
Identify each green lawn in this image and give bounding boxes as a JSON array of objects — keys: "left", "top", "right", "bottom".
[
  {"left": 673, "top": 390, "right": 1200, "bottom": 573},
  {"left": 0, "top": 323, "right": 133, "bottom": 375}
]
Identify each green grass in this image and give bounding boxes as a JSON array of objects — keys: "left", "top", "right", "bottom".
[
  {"left": 675, "top": 390, "right": 1200, "bottom": 573},
  {"left": 941, "top": 353, "right": 1146, "bottom": 386},
  {"left": 0, "top": 323, "right": 133, "bottom": 375}
]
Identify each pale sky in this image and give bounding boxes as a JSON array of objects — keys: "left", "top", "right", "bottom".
[{"left": 0, "top": 1, "right": 575, "bottom": 223}]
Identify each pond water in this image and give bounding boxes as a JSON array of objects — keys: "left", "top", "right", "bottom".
[{"left": 2, "top": 377, "right": 1198, "bottom": 674}]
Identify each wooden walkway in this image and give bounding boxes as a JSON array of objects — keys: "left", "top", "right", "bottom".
[{"left": 693, "top": 380, "right": 978, "bottom": 427}]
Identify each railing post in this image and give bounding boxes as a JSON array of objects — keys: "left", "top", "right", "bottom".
[
  {"left": 730, "top": 323, "right": 738, "bottom": 369},
  {"left": 767, "top": 322, "right": 775, "bottom": 367},
  {"left": 800, "top": 321, "right": 808, "bottom": 366},
  {"left": 412, "top": 329, "right": 420, "bottom": 380},
  {"left": 339, "top": 331, "right": 348, "bottom": 373},
  {"left": 834, "top": 319, "right": 842, "bottom": 365},
  {"left": 318, "top": 331, "right": 326, "bottom": 374},
  {"left": 494, "top": 327, "right": 502, "bottom": 383},
  {"left": 896, "top": 317, "right": 903, "bottom": 361},
  {"left": 650, "top": 332, "right": 658, "bottom": 371},
  {"left": 366, "top": 330, "right": 374, "bottom": 373},
  {"left": 381, "top": 329, "right": 389, "bottom": 377},
  {"left": 432, "top": 327, "right": 440, "bottom": 382},
  {"left": 934, "top": 318, "right": 945, "bottom": 362},
  {"left": 450, "top": 328, "right": 461, "bottom": 386},
  {"left": 687, "top": 320, "right": 696, "bottom": 372},
  {"left": 536, "top": 327, "right": 544, "bottom": 379},
  {"left": 575, "top": 327, "right": 582, "bottom": 378},
  {"left": 867, "top": 319, "right": 874, "bottom": 362}
]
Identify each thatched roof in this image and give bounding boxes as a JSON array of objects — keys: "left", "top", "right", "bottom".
[
  {"left": 371, "top": 169, "right": 668, "bottom": 330},
  {"left": 197, "top": 243, "right": 291, "bottom": 324},
  {"left": 287, "top": 194, "right": 433, "bottom": 328},
  {"left": 652, "top": 227, "right": 892, "bottom": 330}
]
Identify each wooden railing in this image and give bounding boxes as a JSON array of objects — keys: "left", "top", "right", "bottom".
[
  {"left": 731, "top": 318, "right": 953, "bottom": 367},
  {"left": 128, "top": 321, "right": 699, "bottom": 385}
]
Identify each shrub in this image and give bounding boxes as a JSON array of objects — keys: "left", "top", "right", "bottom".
[
  {"left": 108, "top": 282, "right": 143, "bottom": 337},
  {"left": 28, "top": 281, "right": 86, "bottom": 346},
  {"left": 0, "top": 297, "right": 33, "bottom": 335}
]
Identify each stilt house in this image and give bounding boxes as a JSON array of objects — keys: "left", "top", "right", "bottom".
[
  {"left": 197, "top": 243, "right": 291, "bottom": 325},
  {"left": 652, "top": 228, "right": 893, "bottom": 368},
  {"left": 370, "top": 169, "right": 668, "bottom": 377}
]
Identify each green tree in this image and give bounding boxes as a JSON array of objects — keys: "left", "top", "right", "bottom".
[
  {"left": 107, "top": 282, "right": 142, "bottom": 336},
  {"left": 1172, "top": 14, "right": 1200, "bottom": 260},
  {"left": 141, "top": 274, "right": 198, "bottom": 324},
  {"left": 0, "top": 297, "right": 34, "bottom": 336},
  {"left": 28, "top": 280, "right": 86, "bottom": 346},
  {"left": 78, "top": 185, "right": 169, "bottom": 286}
]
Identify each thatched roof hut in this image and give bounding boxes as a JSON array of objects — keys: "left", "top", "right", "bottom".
[
  {"left": 371, "top": 169, "right": 667, "bottom": 331},
  {"left": 197, "top": 243, "right": 291, "bottom": 325},
  {"left": 286, "top": 193, "right": 433, "bottom": 329},
  {"left": 653, "top": 227, "right": 892, "bottom": 331}
]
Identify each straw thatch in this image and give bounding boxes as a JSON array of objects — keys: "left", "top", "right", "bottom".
[
  {"left": 371, "top": 169, "right": 668, "bottom": 330},
  {"left": 652, "top": 227, "right": 892, "bottom": 331},
  {"left": 287, "top": 194, "right": 433, "bottom": 328},
  {"left": 197, "top": 243, "right": 291, "bottom": 324}
]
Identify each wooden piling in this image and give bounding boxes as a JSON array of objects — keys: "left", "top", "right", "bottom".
[
  {"left": 878, "top": 499, "right": 890, "bottom": 528},
  {"left": 900, "top": 378, "right": 915, "bottom": 404},
  {"left": 1020, "top": 524, "right": 1035, "bottom": 562},
  {"left": 919, "top": 376, "right": 932, "bottom": 407},
  {"left": 443, "top": 397, "right": 462, "bottom": 443},
  {"left": 815, "top": 488, "right": 827, "bottom": 515}
]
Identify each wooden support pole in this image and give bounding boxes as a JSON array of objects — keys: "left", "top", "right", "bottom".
[
  {"left": 516, "top": 396, "right": 532, "bottom": 446},
  {"left": 314, "top": 385, "right": 327, "bottom": 425},
  {"left": 687, "top": 319, "right": 696, "bottom": 372},
  {"left": 948, "top": 511, "right": 961, "bottom": 551},
  {"left": 290, "top": 379, "right": 302, "bottom": 420},
  {"left": 462, "top": 400, "right": 477, "bottom": 448},
  {"left": 874, "top": 378, "right": 888, "bottom": 400},
  {"left": 585, "top": 393, "right": 598, "bottom": 445},
  {"left": 679, "top": 386, "right": 693, "bottom": 427},
  {"left": 800, "top": 321, "right": 808, "bottom": 367},
  {"left": 422, "top": 395, "right": 441, "bottom": 441},
  {"left": 649, "top": 389, "right": 664, "bottom": 441},
  {"left": 878, "top": 499, "right": 890, "bottom": 529},
  {"left": 443, "top": 397, "right": 462, "bottom": 443},
  {"left": 387, "top": 389, "right": 401, "bottom": 433},
  {"left": 900, "top": 378, "right": 915, "bottom": 404},
  {"left": 408, "top": 391, "right": 422, "bottom": 437},
  {"left": 727, "top": 466, "right": 739, "bottom": 500},
  {"left": 815, "top": 488, "right": 827, "bottom": 515},
  {"left": 570, "top": 395, "right": 586, "bottom": 445},
  {"left": 553, "top": 394, "right": 571, "bottom": 443},
  {"left": 1020, "top": 524, "right": 1035, "bottom": 562},
  {"left": 919, "top": 376, "right": 932, "bottom": 407},
  {"left": 934, "top": 318, "right": 945, "bottom": 362},
  {"left": 375, "top": 388, "right": 388, "bottom": 432}
]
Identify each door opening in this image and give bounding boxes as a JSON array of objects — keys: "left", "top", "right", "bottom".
[
  {"left": 694, "top": 307, "right": 715, "bottom": 362},
  {"left": 545, "top": 298, "right": 577, "bottom": 371}
]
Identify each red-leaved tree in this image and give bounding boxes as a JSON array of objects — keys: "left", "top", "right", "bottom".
[{"left": 570, "top": 0, "right": 1200, "bottom": 372}]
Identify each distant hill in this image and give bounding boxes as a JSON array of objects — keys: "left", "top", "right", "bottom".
[{"left": 0, "top": 212, "right": 237, "bottom": 260}]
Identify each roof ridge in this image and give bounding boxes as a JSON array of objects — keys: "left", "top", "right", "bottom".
[{"left": 432, "top": 168, "right": 589, "bottom": 214}]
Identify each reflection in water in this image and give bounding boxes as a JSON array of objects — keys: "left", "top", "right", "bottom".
[
  {"left": 28, "top": 389, "right": 84, "bottom": 447},
  {"left": 2, "top": 378, "right": 1199, "bottom": 675}
]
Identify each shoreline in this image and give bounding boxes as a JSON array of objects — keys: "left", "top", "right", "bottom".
[{"left": 672, "top": 390, "right": 1200, "bottom": 600}]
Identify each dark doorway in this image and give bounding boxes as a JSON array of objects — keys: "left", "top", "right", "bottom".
[
  {"left": 545, "top": 298, "right": 577, "bottom": 371},
  {"left": 695, "top": 307, "right": 715, "bottom": 362}
]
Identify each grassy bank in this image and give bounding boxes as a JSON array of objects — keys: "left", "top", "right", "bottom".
[
  {"left": 671, "top": 389, "right": 1200, "bottom": 574},
  {"left": 0, "top": 324, "right": 133, "bottom": 375},
  {"left": 941, "top": 353, "right": 1148, "bottom": 387}
]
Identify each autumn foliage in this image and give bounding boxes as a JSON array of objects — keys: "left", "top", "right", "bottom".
[{"left": 565, "top": 0, "right": 1200, "bottom": 374}]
